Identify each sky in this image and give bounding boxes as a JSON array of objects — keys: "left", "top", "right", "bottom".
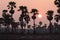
[{"left": 0, "top": 0, "right": 58, "bottom": 27}]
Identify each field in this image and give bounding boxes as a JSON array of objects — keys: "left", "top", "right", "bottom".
[{"left": 0, "top": 33, "right": 60, "bottom": 40}]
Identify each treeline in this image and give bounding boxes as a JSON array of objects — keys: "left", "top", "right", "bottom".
[{"left": 0, "top": 0, "right": 60, "bottom": 34}]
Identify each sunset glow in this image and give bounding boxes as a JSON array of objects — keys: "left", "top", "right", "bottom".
[{"left": 38, "top": 14, "right": 42, "bottom": 18}]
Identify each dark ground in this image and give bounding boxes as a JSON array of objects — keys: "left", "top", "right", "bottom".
[{"left": 0, "top": 33, "right": 60, "bottom": 40}]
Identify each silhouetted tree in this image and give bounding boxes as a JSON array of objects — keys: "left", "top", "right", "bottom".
[
  {"left": 54, "top": 0, "right": 60, "bottom": 23},
  {"left": 18, "top": 6, "right": 30, "bottom": 34},
  {"left": 54, "top": 0, "right": 60, "bottom": 33},
  {"left": 46, "top": 10, "right": 54, "bottom": 33},
  {"left": 2, "top": 9, "right": 15, "bottom": 32},
  {"left": 7, "top": 1, "right": 16, "bottom": 17},
  {"left": 31, "top": 9, "right": 38, "bottom": 34}
]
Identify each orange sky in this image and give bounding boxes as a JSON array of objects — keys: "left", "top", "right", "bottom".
[{"left": 0, "top": 0, "right": 58, "bottom": 26}]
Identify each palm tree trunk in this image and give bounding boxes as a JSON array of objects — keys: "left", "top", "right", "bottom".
[
  {"left": 33, "top": 19, "right": 35, "bottom": 34},
  {"left": 33, "top": 19, "right": 35, "bottom": 26},
  {"left": 21, "top": 19, "right": 24, "bottom": 34},
  {"left": 49, "top": 21, "right": 52, "bottom": 33}
]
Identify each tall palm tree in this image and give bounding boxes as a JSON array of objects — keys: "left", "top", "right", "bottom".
[
  {"left": 7, "top": 1, "right": 16, "bottom": 17},
  {"left": 54, "top": 0, "right": 60, "bottom": 24},
  {"left": 46, "top": 10, "right": 54, "bottom": 33},
  {"left": 18, "top": 6, "right": 29, "bottom": 26},
  {"left": 18, "top": 6, "right": 29, "bottom": 33},
  {"left": 2, "top": 10, "right": 14, "bottom": 32},
  {"left": 31, "top": 9, "right": 38, "bottom": 26},
  {"left": 31, "top": 9, "right": 38, "bottom": 34}
]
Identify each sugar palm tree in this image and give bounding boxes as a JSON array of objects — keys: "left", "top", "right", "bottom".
[
  {"left": 2, "top": 10, "right": 12, "bottom": 32},
  {"left": 2, "top": 10, "right": 15, "bottom": 32},
  {"left": 18, "top": 6, "right": 29, "bottom": 33},
  {"left": 46, "top": 10, "right": 54, "bottom": 33},
  {"left": 7, "top": 1, "right": 16, "bottom": 17},
  {"left": 31, "top": 9, "right": 38, "bottom": 26},
  {"left": 54, "top": 0, "right": 60, "bottom": 24},
  {"left": 30, "top": 9, "right": 38, "bottom": 34},
  {"left": 18, "top": 6, "right": 29, "bottom": 26}
]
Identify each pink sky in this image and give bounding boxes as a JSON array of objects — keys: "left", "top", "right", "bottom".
[{"left": 0, "top": 0, "right": 58, "bottom": 26}]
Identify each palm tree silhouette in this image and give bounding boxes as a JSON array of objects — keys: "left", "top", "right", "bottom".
[
  {"left": 31, "top": 9, "right": 38, "bottom": 34},
  {"left": 2, "top": 9, "right": 15, "bottom": 32},
  {"left": 2, "top": 10, "right": 10, "bottom": 32},
  {"left": 54, "top": 0, "right": 60, "bottom": 23},
  {"left": 46, "top": 10, "right": 54, "bottom": 33},
  {"left": 7, "top": 1, "right": 16, "bottom": 17},
  {"left": 18, "top": 6, "right": 29, "bottom": 34}
]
